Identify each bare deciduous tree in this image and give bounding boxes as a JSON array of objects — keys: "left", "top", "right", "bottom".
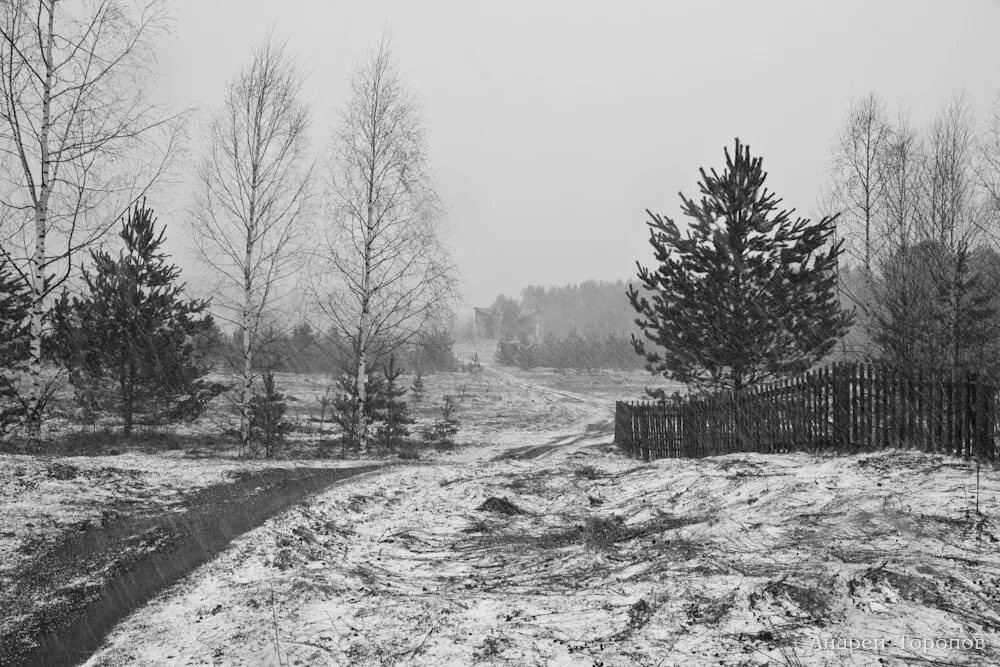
[
  {"left": 829, "top": 93, "right": 892, "bottom": 352},
  {"left": 187, "top": 35, "right": 312, "bottom": 455},
  {"left": 917, "top": 95, "right": 987, "bottom": 380},
  {"left": 313, "top": 36, "right": 458, "bottom": 453},
  {"left": 0, "top": 0, "right": 181, "bottom": 445},
  {"left": 979, "top": 93, "right": 1000, "bottom": 230},
  {"left": 881, "top": 108, "right": 924, "bottom": 252}
]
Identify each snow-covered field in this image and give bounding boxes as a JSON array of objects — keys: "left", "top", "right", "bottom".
[
  {"left": 82, "top": 443, "right": 1000, "bottom": 666},
  {"left": 69, "top": 345, "right": 1000, "bottom": 666},
  {"left": 8, "top": 342, "right": 999, "bottom": 665}
]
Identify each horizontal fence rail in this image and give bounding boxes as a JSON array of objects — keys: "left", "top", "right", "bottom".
[{"left": 615, "top": 363, "right": 999, "bottom": 461}]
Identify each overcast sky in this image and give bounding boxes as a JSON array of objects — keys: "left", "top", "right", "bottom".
[{"left": 149, "top": 0, "right": 1000, "bottom": 308}]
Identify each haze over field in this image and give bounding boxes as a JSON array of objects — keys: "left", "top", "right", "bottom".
[{"left": 148, "top": 0, "right": 1000, "bottom": 305}]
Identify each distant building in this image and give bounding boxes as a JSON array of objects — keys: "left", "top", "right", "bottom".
[{"left": 474, "top": 304, "right": 541, "bottom": 343}]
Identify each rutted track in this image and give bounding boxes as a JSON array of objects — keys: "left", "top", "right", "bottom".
[
  {"left": 495, "top": 427, "right": 614, "bottom": 460},
  {"left": 4, "top": 464, "right": 383, "bottom": 667}
]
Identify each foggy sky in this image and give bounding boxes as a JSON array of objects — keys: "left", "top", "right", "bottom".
[{"left": 149, "top": 0, "right": 1000, "bottom": 308}]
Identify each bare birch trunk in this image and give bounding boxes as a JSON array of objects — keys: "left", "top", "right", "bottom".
[
  {"left": 241, "top": 244, "right": 253, "bottom": 454},
  {"left": 26, "top": 6, "right": 56, "bottom": 448},
  {"left": 356, "top": 338, "right": 367, "bottom": 452},
  {"left": 240, "top": 179, "right": 258, "bottom": 455},
  {"left": 356, "top": 202, "right": 373, "bottom": 454}
]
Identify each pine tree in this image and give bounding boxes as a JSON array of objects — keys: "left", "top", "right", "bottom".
[
  {"left": 331, "top": 362, "right": 386, "bottom": 455},
  {"left": 0, "top": 254, "right": 31, "bottom": 434},
  {"left": 876, "top": 240, "right": 1000, "bottom": 375},
  {"left": 628, "top": 139, "right": 853, "bottom": 393},
  {"left": 410, "top": 370, "right": 425, "bottom": 406},
  {"left": 52, "top": 201, "right": 226, "bottom": 436},
  {"left": 377, "top": 356, "right": 413, "bottom": 450},
  {"left": 248, "top": 370, "right": 290, "bottom": 458},
  {"left": 424, "top": 395, "right": 459, "bottom": 448}
]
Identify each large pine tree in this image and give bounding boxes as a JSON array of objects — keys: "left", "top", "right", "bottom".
[
  {"left": 52, "top": 202, "right": 224, "bottom": 436},
  {"left": 628, "top": 139, "right": 852, "bottom": 392}
]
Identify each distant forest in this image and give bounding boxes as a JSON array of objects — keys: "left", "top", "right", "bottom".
[
  {"left": 480, "top": 280, "right": 645, "bottom": 370},
  {"left": 486, "top": 279, "right": 638, "bottom": 339}
]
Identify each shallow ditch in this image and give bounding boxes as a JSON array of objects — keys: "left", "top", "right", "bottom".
[{"left": 3, "top": 464, "right": 381, "bottom": 667}]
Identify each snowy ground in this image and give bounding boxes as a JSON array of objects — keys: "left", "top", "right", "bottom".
[
  {"left": 74, "top": 345, "right": 1000, "bottom": 666},
  {"left": 0, "top": 451, "right": 373, "bottom": 585},
  {"left": 82, "top": 444, "right": 1000, "bottom": 666},
  {"left": 3, "top": 339, "right": 671, "bottom": 661}
]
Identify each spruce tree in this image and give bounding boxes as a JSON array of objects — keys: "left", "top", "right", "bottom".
[
  {"left": 0, "top": 255, "right": 30, "bottom": 433},
  {"left": 52, "top": 201, "right": 225, "bottom": 436},
  {"left": 628, "top": 139, "right": 852, "bottom": 392}
]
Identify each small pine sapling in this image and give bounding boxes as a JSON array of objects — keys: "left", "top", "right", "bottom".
[
  {"left": 331, "top": 365, "right": 386, "bottom": 456},
  {"left": 424, "top": 395, "right": 460, "bottom": 449},
  {"left": 378, "top": 356, "right": 413, "bottom": 452},
  {"left": 465, "top": 352, "right": 483, "bottom": 376},
  {"left": 248, "top": 371, "right": 291, "bottom": 458},
  {"left": 316, "top": 386, "right": 332, "bottom": 431},
  {"left": 410, "top": 371, "right": 425, "bottom": 406}
]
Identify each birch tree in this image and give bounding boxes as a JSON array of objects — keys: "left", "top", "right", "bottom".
[
  {"left": 829, "top": 93, "right": 891, "bottom": 352},
  {"left": 0, "top": 0, "right": 179, "bottom": 445},
  {"left": 881, "top": 109, "right": 924, "bottom": 252},
  {"left": 870, "top": 110, "right": 928, "bottom": 365},
  {"left": 187, "top": 36, "right": 311, "bottom": 455},
  {"left": 314, "top": 36, "right": 458, "bottom": 453},
  {"left": 917, "top": 96, "right": 987, "bottom": 380},
  {"left": 980, "top": 93, "right": 1000, "bottom": 229}
]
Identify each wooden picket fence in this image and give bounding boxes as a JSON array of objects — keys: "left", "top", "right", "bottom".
[{"left": 615, "top": 362, "right": 999, "bottom": 461}]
